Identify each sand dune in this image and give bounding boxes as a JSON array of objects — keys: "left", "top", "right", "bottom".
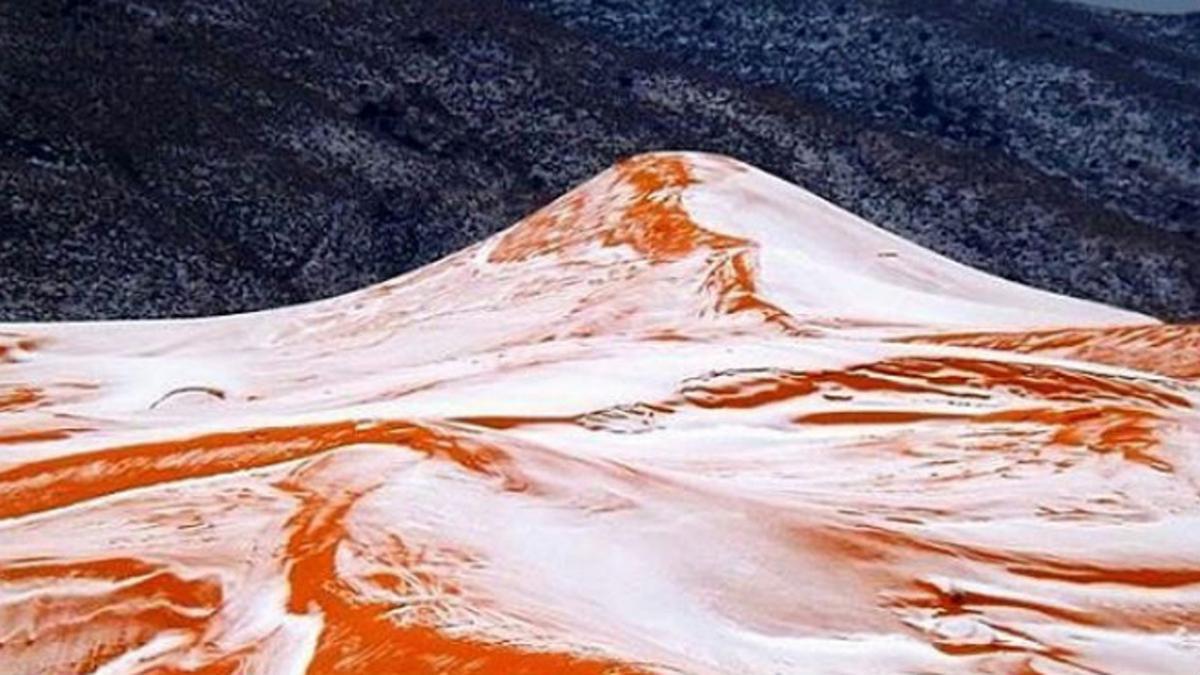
[{"left": 1, "top": 153, "right": 1197, "bottom": 674}]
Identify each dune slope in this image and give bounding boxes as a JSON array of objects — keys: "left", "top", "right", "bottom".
[{"left": 1, "top": 153, "right": 1198, "bottom": 674}]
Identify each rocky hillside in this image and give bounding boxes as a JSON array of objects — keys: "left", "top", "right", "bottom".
[{"left": 1, "top": 0, "right": 1197, "bottom": 320}]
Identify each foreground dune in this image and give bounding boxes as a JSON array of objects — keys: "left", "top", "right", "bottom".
[{"left": 1, "top": 153, "right": 1197, "bottom": 674}]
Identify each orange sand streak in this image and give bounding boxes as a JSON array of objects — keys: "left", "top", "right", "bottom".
[
  {"left": 273, "top": 474, "right": 645, "bottom": 674},
  {"left": 903, "top": 324, "right": 1200, "bottom": 379},
  {"left": 0, "top": 386, "right": 42, "bottom": 411},
  {"left": 0, "top": 421, "right": 528, "bottom": 521}
]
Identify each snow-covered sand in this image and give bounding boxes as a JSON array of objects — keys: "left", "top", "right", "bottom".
[{"left": 1, "top": 153, "right": 1197, "bottom": 673}]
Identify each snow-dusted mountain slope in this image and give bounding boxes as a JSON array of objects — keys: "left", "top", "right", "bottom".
[{"left": 1, "top": 153, "right": 1197, "bottom": 674}]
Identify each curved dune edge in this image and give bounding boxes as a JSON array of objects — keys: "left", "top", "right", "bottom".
[{"left": 1, "top": 152, "right": 1198, "bottom": 674}]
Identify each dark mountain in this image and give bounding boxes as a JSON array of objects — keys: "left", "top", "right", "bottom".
[{"left": 1, "top": 0, "right": 1197, "bottom": 320}]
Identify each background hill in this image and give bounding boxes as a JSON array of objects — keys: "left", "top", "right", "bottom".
[{"left": 1, "top": 0, "right": 1197, "bottom": 320}]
